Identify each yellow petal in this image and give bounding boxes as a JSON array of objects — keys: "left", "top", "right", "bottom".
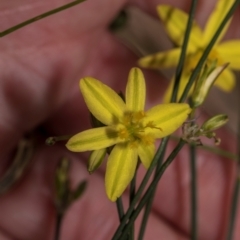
[
  {"left": 163, "top": 80, "right": 173, "bottom": 103},
  {"left": 163, "top": 74, "right": 192, "bottom": 103},
  {"left": 144, "top": 103, "right": 191, "bottom": 138},
  {"left": 138, "top": 48, "right": 181, "bottom": 69},
  {"left": 214, "top": 68, "right": 235, "bottom": 92},
  {"left": 217, "top": 41, "right": 240, "bottom": 70},
  {"left": 203, "top": 0, "right": 234, "bottom": 45},
  {"left": 105, "top": 143, "right": 138, "bottom": 202},
  {"left": 88, "top": 149, "right": 107, "bottom": 174},
  {"left": 80, "top": 77, "right": 126, "bottom": 125},
  {"left": 157, "top": 5, "right": 202, "bottom": 51},
  {"left": 138, "top": 143, "right": 155, "bottom": 169},
  {"left": 125, "top": 68, "right": 146, "bottom": 111},
  {"left": 66, "top": 127, "right": 121, "bottom": 152}
]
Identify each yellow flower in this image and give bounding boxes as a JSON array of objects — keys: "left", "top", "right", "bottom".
[
  {"left": 139, "top": 0, "right": 240, "bottom": 102},
  {"left": 66, "top": 68, "right": 191, "bottom": 201}
]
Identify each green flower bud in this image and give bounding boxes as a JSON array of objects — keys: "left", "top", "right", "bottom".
[
  {"left": 201, "top": 114, "right": 228, "bottom": 132},
  {"left": 192, "top": 63, "right": 229, "bottom": 107},
  {"left": 70, "top": 181, "right": 87, "bottom": 203},
  {"left": 55, "top": 158, "right": 88, "bottom": 214},
  {"left": 88, "top": 149, "right": 107, "bottom": 174},
  {"left": 55, "top": 158, "right": 71, "bottom": 213}
]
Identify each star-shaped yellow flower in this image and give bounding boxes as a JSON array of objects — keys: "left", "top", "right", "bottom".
[
  {"left": 139, "top": 0, "right": 240, "bottom": 102},
  {"left": 66, "top": 68, "right": 191, "bottom": 201}
]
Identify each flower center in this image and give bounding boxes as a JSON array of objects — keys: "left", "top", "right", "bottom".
[{"left": 117, "top": 111, "right": 161, "bottom": 147}]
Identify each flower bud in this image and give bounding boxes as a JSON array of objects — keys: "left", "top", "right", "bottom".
[
  {"left": 70, "top": 181, "right": 87, "bottom": 203},
  {"left": 88, "top": 149, "right": 107, "bottom": 174},
  {"left": 201, "top": 114, "right": 228, "bottom": 132},
  {"left": 55, "top": 158, "right": 87, "bottom": 214},
  {"left": 191, "top": 63, "right": 229, "bottom": 107},
  {"left": 55, "top": 158, "right": 70, "bottom": 212}
]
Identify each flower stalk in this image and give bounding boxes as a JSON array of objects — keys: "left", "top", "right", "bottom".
[{"left": 0, "top": 0, "right": 86, "bottom": 38}]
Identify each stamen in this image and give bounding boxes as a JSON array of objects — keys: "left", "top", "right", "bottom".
[
  {"left": 146, "top": 121, "right": 162, "bottom": 131},
  {"left": 118, "top": 128, "right": 129, "bottom": 139},
  {"left": 119, "top": 111, "right": 157, "bottom": 146}
]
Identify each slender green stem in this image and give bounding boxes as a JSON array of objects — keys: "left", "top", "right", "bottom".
[
  {"left": 199, "top": 145, "right": 237, "bottom": 161},
  {"left": 179, "top": 0, "right": 240, "bottom": 103},
  {"left": 226, "top": 82, "right": 240, "bottom": 240},
  {"left": 137, "top": 195, "right": 152, "bottom": 240},
  {"left": 0, "top": 0, "right": 86, "bottom": 38},
  {"left": 170, "top": 135, "right": 237, "bottom": 160},
  {"left": 171, "top": 0, "right": 198, "bottom": 103},
  {"left": 55, "top": 212, "right": 63, "bottom": 240},
  {"left": 189, "top": 145, "right": 198, "bottom": 240},
  {"left": 226, "top": 177, "right": 240, "bottom": 240},
  {"left": 129, "top": 173, "right": 136, "bottom": 204},
  {"left": 111, "top": 137, "right": 169, "bottom": 239},
  {"left": 128, "top": 171, "right": 137, "bottom": 240},
  {"left": 116, "top": 197, "right": 124, "bottom": 221},
  {"left": 113, "top": 140, "right": 185, "bottom": 240},
  {"left": 138, "top": 139, "right": 168, "bottom": 240}
]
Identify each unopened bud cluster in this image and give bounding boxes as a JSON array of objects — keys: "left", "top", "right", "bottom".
[{"left": 182, "top": 114, "right": 228, "bottom": 145}]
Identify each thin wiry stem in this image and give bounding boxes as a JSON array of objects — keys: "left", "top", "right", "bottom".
[
  {"left": 189, "top": 144, "right": 198, "bottom": 240},
  {"left": 54, "top": 212, "right": 63, "bottom": 240},
  {"left": 170, "top": 135, "right": 237, "bottom": 160},
  {"left": 171, "top": 0, "right": 199, "bottom": 103},
  {"left": 226, "top": 177, "right": 240, "bottom": 240},
  {"left": 116, "top": 197, "right": 124, "bottom": 221},
  {"left": 128, "top": 170, "right": 137, "bottom": 240},
  {"left": 226, "top": 77, "right": 240, "bottom": 240},
  {"left": 0, "top": 0, "right": 86, "bottom": 38}
]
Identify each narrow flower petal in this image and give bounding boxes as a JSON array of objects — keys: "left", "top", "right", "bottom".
[
  {"left": 138, "top": 143, "right": 155, "bottom": 169},
  {"left": 214, "top": 68, "right": 235, "bottom": 92},
  {"left": 66, "top": 127, "right": 121, "bottom": 152},
  {"left": 105, "top": 143, "right": 138, "bottom": 201},
  {"left": 125, "top": 68, "right": 146, "bottom": 111},
  {"left": 217, "top": 41, "right": 240, "bottom": 70},
  {"left": 162, "top": 79, "right": 175, "bottom": 103},
  {"left": 203, "top": 0, "right": 234, "bottom": 45},
  {"left": 138, "top": 48, "right": 181, "bottom": 69},
  {"left": 80, "top": 77, "right": 126, "bottom": 125},
  {"left": 144, "top": 103, "right": 191, "bottom": 138},
  {"left": 157, "top": 5, "right": 202, "bottom": 51}
]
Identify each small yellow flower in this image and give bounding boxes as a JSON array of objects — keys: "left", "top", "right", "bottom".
[
  {"left": 139, "top": 0, "right": 240, "bottom": 102},
  {"left": 66, "top": 68, "right": 191, "bottom": 201}
]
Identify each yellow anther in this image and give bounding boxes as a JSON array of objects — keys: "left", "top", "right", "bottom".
[
  {"left": 118, "top": 128, "right": 129, "bottom": 139},
  {"left": 118, "top": 111, "right": 158, "bottom": 146}
]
